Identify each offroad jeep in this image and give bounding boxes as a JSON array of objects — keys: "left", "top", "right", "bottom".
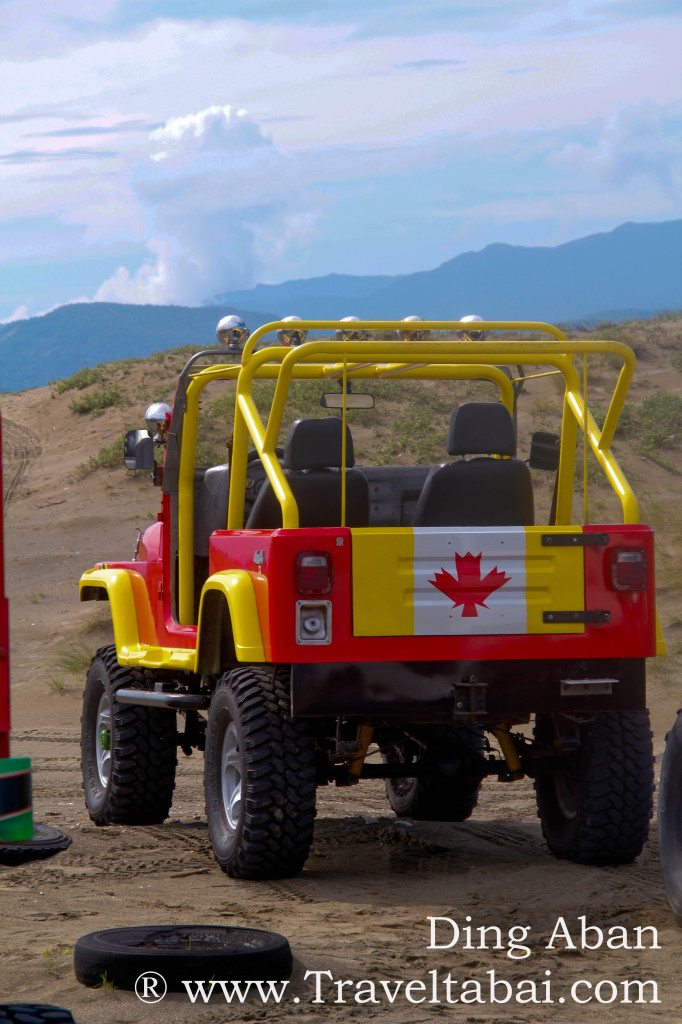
[{"left": 79, "top": 319, "right": 663, "bottom": 879}]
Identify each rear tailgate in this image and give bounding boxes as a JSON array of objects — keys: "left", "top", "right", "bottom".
[{"left": 352, "top": 526, "right": 593, "bottom": 638}]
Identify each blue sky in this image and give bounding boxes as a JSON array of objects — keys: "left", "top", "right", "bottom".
[{"left": 1, "top": 0, "right": 680, "bottom": 321}]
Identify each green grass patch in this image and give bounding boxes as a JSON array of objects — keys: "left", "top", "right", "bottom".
[
  {"left": 76, "top": 433, "right": 129, "bottom": 476},
  {"left": 53, "top": 365, "right": 103, "bottom": 393},
  {"left": 94, "top": 970, "right": 117, "bottom": 991},
  {"left": 108, "top": 356, "right": 143, "bottom": 375},
  {"left": 42, "top": 947, "right": 73, "bottom": 975},
  {"left": 616, "top": 392, "right": 682, "bottom": 468},
  {"left": 55, "top": 639, "right": 92, "bottom": 675},
  {"left": 69, "top": 385, "right": 124, "bottom": 416},
  {"left": 46, "top": 676, "right": 68, "bottom": 695}
]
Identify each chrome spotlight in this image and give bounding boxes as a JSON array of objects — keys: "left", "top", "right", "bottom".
[
  {"left": 457, "top": 314, "right": 488, "bottom": 342},
  {"left": 145, "top": 402, "right": 172, "bottom": 444},
  {"left": 339, "top": 315, "right": 368, "bottom": 342},
  {"left": 216, "top": 314, "right": 250, "bottom": 352},
  {"left": 397, "top": 314, "right": 429, "bottom": 342},
  {"left": 277, "top": 315, "right": 308, "bottom": 347}
]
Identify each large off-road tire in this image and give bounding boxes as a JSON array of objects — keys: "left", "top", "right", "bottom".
[
  {"left": 74, "top": 925, "right": 292, "bottom": 990},
  {"left": 384, "top": 725, "right": 485, "bottom": 822},
  {"left": 81, "top": 646, "right": 177, "bottom": 825},
  {"left": 204, "top": 665, "right": 316, "bottom": 879},
  {"left": 534, "top": 711, "right": 654, "bottom": 865},
  {"left": 659, "top": 711, "right": 682, "bottom": 925}
]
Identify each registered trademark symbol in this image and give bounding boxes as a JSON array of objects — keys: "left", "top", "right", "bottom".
[{"left": 135, "top": 971, "right": 167, "bottom": 1003}]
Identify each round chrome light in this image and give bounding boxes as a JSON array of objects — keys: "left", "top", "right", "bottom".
[
  {"left": 397, "top": 314, "right": 429, "bottom": 342},
  {"left": 339, "top": 316, "right": 368, "bottom": 342},
  {"left": 216, "top": 314, "right": 250, "bottom": 351},
  {"left": 457, "top": 314, "right": 488, "bottom": 341},
  {"left": 145, "top": 402, "right": 172, "bottom": 438},
  {"left": 277, "top": 315, "right": 308, "bottom": 347}
]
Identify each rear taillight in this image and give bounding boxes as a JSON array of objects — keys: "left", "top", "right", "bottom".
[
  {"left": 296, "top": 551, "right": 333, "bottom": 596},
  {"left": 610, "top": 547, "right": 648, "bottom": 591}
]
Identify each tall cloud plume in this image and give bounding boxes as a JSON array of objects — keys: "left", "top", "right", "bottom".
[{"left": 94, "top": 106, "right": 316, "bottom": 306}]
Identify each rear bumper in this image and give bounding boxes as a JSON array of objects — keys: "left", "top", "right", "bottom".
[{"left": 290, "top": 657, "right": 646, "bottom": 721}]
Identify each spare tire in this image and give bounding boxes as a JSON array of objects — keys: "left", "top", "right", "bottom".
[
  {"left": 74, "top": 925, "right": 292, "bottom": 991},
  {"left": 0, "top": 1007, "right": 75, "bottom": 1023}
]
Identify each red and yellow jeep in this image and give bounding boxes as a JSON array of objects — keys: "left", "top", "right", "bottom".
[{"left": 79, "top": 319, "right": 663, "bottom": 879}]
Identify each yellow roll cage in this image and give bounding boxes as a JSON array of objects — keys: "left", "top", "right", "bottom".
[{"left": 175, "top": 319, "right": 638, "bottom": 626}]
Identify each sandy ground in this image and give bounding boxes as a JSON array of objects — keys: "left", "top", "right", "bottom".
[{"left": 1, "top": 383, "right": 681, "bottom": 1024}]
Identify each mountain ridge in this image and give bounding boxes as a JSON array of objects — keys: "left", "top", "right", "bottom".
[
  {"left": 2, "top": 219, "right": 680, "bottom": 393},
  {"left": 0, "top": 302, "right": 277, "bottom": 393},
  {"left": 216, "top": 220, "right": 681, "bottom": 322}
]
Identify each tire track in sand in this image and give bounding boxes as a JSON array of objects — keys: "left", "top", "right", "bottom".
[{"left": 2, "top": 418, "right": 42, "bottom": 505}]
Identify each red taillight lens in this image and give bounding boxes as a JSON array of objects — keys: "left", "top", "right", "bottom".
[
  {"left": 610, "top": 547, "right": 648, "bottom": 591},
  {"left": 296, "top": 551, "right": 333, "bottom": 596}
]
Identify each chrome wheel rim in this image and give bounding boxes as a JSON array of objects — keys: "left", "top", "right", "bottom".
[
  {"left": 384, "top": 745, "right": 417, "bottom": 798},
  {"left": 95, "top": 692, "right": 112, "bottom": 788},
  {"left": 220, "top": 722, "right": 242, "bottom": 831}
]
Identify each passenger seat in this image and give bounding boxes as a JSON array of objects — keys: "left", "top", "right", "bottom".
[{"left": 412, "top": 402, "right": 534, "bottom": 527}]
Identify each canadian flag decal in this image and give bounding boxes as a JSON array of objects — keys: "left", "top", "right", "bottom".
[
  {"left": 429, "top": 551, "right": 511, "bottom": 617},
  {"left": 412, "top": 528, "right": 526, "bottom": 636}
]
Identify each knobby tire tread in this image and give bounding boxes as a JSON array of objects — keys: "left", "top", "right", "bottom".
[
  {"left": 82, "top": 645, "right": 177, "bottom": 826},
  {"left": 535, "top": 710, "right": 653, "bottom": 865},
  {"left": 206, "top": 665, "right": 316, "bottom": 879}
]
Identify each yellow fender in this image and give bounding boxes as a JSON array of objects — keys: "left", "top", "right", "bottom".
[
  {"left": 79, "top": 568, "right": 196, "bottom": 670},
  {"left": 79, "top": 568, "right": 142, "bottom": 659},
  {"left": 197, "top": 570, "right": 266, "bottom": 672}
]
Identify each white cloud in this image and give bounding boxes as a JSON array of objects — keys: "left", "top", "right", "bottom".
[
  {"left": 1, "top": 304, "right": 29, "bottom": 324},
  {"left": 1, "top": 16, "right": 679, "bottom": 157},
  {"left": 92, "top": 106, "right": 317, "bottom": 304},
  {"left": 1, "top": 5, "right": 680, "bottom": 313},
  {"left": 549, "top": 101, "right": 682, "bottom": 195},
  {"left": 93, "top": 239, "right": 173, "bottom": 304}
]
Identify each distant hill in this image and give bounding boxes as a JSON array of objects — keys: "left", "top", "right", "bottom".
[
  {"left": 2, "top": 220, "right": 680, "bottom": 393},
  {"left": 216, "top": 220, "right": 682, "bottom": 322},
  {"left": 0, "top": 303, "right": 277, "bottom": 393},
  {"left": 213, "top": 271, "right": 403, "bottom": 309}
]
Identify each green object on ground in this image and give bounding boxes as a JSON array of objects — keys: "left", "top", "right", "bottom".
[{"left": 0, "top": 756, "right": 34, "bottom": 841}]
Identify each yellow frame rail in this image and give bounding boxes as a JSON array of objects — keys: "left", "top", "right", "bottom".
[{"left": 175, "top": 320, "right": 637, "bottom": 625}]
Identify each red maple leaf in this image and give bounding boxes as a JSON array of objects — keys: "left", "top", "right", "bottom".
[{"left": 429, "top": 551, "right": 511, "bottom": 617}]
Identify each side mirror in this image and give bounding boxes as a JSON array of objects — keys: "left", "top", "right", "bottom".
[
  {"left": 529, "top": 431, "right": 560, "bottom": 471},
  {"left": 124, "top": 429, "right": 155, "bottom": 471},
  {"left": 320, "top": 392, "right": 375, "bottom": 410}
]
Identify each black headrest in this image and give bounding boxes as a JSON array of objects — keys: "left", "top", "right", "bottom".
[
  {"left": 284, "top": 418, "right": 355, "bottom": 471},
  {"left": 447, "top": 402, "right": 517, "bottom": 457}
]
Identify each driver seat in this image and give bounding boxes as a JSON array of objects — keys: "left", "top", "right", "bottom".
[{"left": 245, "top": 417, "right": 370, "bottom": 529}]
